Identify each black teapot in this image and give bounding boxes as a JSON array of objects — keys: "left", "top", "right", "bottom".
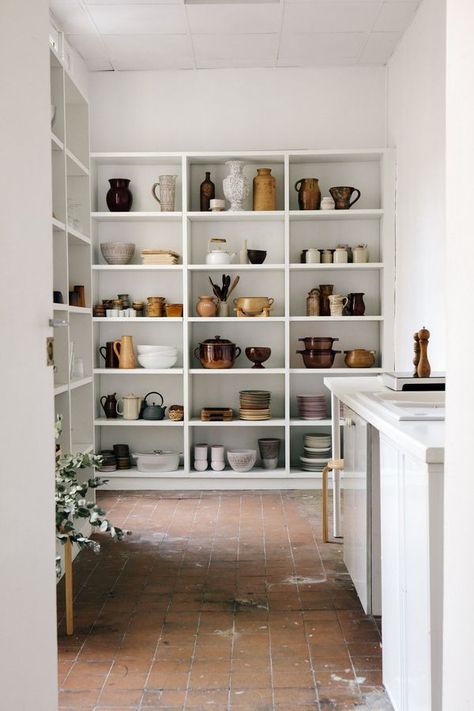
[{"left": 140, "top": 391, "right": 167, "bottom": 420}]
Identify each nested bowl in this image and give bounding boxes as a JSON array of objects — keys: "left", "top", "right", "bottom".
[
  {"left": 227, "top": 449, "right": 257, "bottom": 472},
  {"left": 297, "top": 348, "right": 341, "bottom": 369},
  {"left": 100, "top": 241, "right": 135, "bottom": 265}
]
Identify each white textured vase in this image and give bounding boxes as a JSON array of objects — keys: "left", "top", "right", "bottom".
[{"left": 223, "top": 161, "right": 250, "bottom": 211}]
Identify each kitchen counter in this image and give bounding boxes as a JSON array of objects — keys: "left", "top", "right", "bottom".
[{"left": 324, "top": 375, "right": 445, "bottom": 464}]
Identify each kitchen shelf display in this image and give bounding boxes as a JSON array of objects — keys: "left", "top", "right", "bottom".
[{"left": 90, "top": 149, "right": 394, "bottom": 489}]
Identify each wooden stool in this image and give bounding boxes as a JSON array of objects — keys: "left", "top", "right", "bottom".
[{"left": 322, "top": 458, "right": 344, "bottom": 543}]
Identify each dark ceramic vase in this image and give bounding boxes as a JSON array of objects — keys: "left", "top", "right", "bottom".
[
  {"left": 347, "top": 292, "right": 366, "bottom": 316},
  {"left": 200, "top": 171, "right": 215, "bottom": 211},
  {"left": 106, "top": 178, "right": 133, "bottom": 212}
]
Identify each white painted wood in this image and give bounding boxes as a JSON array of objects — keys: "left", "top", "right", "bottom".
[{"left": 89, "top": 149, "right": 394, "bottom": 488}]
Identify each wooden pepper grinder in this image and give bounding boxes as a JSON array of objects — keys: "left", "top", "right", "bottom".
[
  {"left": 412, "top": 331, "right": 421, "bottom": 377},
  {"left": 417, "top": 326, "right": 431, "bottom": 378}
]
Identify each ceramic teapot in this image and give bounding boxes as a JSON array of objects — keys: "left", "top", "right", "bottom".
[
  {"left": 140, "top": 391, "right": 167, "bottom": 420},
  {"left": 206, "top": 238, "right": 236, "bottom": 265}
]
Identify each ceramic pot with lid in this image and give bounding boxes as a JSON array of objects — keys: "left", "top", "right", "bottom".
[
  {"left": 344, "top": 349, "right": 376, "bottom": 368},
  {"left": 298, "top": 336, "right": 339, "bottom": 350},
  {"left": 297, "top": 349, "right": 341, "bottom": 369},
  {"left": 193, "top": 335, "right": 242, "bottom": 369}
]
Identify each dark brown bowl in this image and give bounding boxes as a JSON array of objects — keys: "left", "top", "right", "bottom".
[
  {"left": 296, "top": 349, "right": 341, "bottom": 368},
  {"left": 298, "top": 336, "right": 339, "bottom": 350},
  {"left": 245, "top": 346, "right": 271, "bottom": 368},
  {"left": 247, "top": 249, "right": 267, "bottom": 264}
]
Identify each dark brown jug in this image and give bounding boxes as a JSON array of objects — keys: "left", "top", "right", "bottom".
[
  {"left": 319, "top": 284, "right": 334, "bottom": 317},
  {"left": 106, "top": 178, "right": 133, "bottom": 212},
  {"left": 100, "top": 393, "right": 118, "bottom": 419},
  {"left": 99, "top": 342, "right": 119, "bottom": 369},
  {"left": 329, "top": 186, "right": 361, "bottom": 210},
  {"left": 295, "top": 178, "right": 321, "bottom": 210},
  {"left": 347, "top": 292, "right": 365, "bottom": 316},
  {"left": 200, "top": 171, "right": 215, "bottom": 211}
]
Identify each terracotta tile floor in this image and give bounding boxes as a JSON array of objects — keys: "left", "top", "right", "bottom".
[{"left": 57, "top": 491, "right": 392, "bottom": 710}]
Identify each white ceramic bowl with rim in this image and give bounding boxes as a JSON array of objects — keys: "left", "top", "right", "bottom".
[
  {"left": 227, "top": 449, "right": 257, "bottom": 472},
  {"left": 137, "top": 344, "right": 178, "bottom": 354},
  {"left": 138, "top": 353, "right": 177, "bottom": 369},
  {"left": 100, "top": 242, "right": 135, "bottom": 265}
]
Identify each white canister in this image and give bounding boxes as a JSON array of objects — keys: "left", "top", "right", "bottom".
[
  {"left": 306, "top": 248, "right": 320, "bottom": 264},
  {"left": 321, "top": 196, "right": 335, "bottom": 210},
  {"left": 352, "top": 245, "right": 369, "bottom": 263},
  {"left": 211, "top": 445, "right": 225, "bottom": 461},
  {"left": 334, "top": 247, "right": 348, "bottom": 264},
  {"left": 321, "top": 249, "right": 333, "bottom": 264},
  {"left": 194, "top": 443, "right": 208, "bottom": 460}
]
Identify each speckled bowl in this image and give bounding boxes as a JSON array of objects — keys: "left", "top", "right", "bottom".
[{"left": 100, "top": 241, "right": 135, "bottom": 265}]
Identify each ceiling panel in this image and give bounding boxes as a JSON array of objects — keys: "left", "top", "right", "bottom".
[
  {"left": 359, "top": 30, "right": 401, "bottom": 63},
  {"left": 103, "top": 34, "right": 194, "bottom": 69},
  {"left": 50, "top": 1, "right": 97, "bottom": 34},
  {"left": 87, "top": 4, "right": 188, "bottom": 35},
  {"left": 193, "top": 33, "right": 277, "bottom": 68},
  {"left": 283, "top": 1, "right": 382, "bottom": 34},
  {"left": 279, "top": 31, "right": 366, "bottom": 65},
  {"left": 66, "top": 33, "right": 113, "bottom": 70},
  {"left": 374, "top": 1, "right": 419, "bottom": 32},
  {"left": 187, "top": 3, "right": 281, "bottom": 35}
]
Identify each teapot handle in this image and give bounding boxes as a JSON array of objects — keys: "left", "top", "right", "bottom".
[
  {"left": 143, "top": 391, "right": 164, "bottom": 407},
  {"left": 151, "top": 182, "right": 161, "bottom": 204},
  {"left": 349, "top": 189, "right": 361, "bottom": 208}
]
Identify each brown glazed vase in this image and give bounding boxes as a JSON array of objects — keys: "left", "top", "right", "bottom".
[
  {"left": 253, "top": 168, "right": 276, "bottom": 211},
  {"left": 200, "top": 172, "right": 215, "bottom": 212},
  {"left": 295, "top": 178, "right": 321, "bottom": 210},
  {"left": 106, "top": 179, "right": 133, "bottom": 212},
  {"left": 319, "top": 284, "right": 334, "bottom": 317}
]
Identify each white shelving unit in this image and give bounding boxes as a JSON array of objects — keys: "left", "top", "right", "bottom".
[
  {"left": 50, "top": 45, "right": 94, "bottom": 468},
  {"left": 90, "top": 149, "right": 394, "bottom": 490}
]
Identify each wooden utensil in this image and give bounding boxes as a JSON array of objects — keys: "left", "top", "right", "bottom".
[{"left": 226, "top": 275, "right": 240, "bottom": 300}]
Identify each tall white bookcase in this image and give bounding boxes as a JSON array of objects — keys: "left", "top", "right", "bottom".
[
  {"left": 90, "top": 150, "right": 394, "bottom": 490},
  {"left": 50, "top": 46, "right": 94, "bottom": 462}
]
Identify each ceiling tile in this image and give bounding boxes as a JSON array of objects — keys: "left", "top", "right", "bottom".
[
  {"left": 87, "top": 4, "right": 188, "bottom": 35},
  {"left": 283, "top": 0, "right": 382, "bottom": 33},
  {"left": 186, "top": 3, "right": 281, "bottom": 35},
  {"left": 359, "top": 30, "right": 401, "bottom": 63},
  {"left": 279, "top": 32, "right": 366, "bottom": 64},
  {"left": 66, "top": 33, "right": 113, "bottom": 70},
  {"left": 84, "top": 0, "right": 184, "bottom": 3},
  {"left": 50, "top": 1, "right": 98, "bottom": 34},
  {"left": 193, "top": 33, "right": 277, "bottom": 68},
  {"left": 374, "top": 1, "right": 419, "bottom": 32},
  {"left": 103, "top": 34, "right": 194, "bottom": 69}
]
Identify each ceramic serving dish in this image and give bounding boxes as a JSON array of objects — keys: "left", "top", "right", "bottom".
[
  {"left": 297, "top": 349, "right": 341, "bottom": 368},
  {"left": 298, "top": 336, "right": 339, "bottom": 350},
  {"left": 100, "top": 242, "right": 135, "bottom": 265},
  {"left": 227, "top": 449, "right": 257, "bottom": 472},
  {"left": 233, "top": 296, "right": 274, "bottom": 316},
  {"left": 344, "top": 349, "right": 376, "bottom": 368},
  {"left": 134, "top": 450, "right": 180, "bottom": 472}
]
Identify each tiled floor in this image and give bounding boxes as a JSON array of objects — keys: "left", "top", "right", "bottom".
[{"left": 57, "top": 491, "right": 392, "bottom": 710}]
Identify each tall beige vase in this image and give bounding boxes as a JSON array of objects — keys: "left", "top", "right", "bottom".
[
  {"left": 113, "top": 335, "right": 135, "bottom": 369},
  {"left": 253, "top": 168, "right": 276, "bottom": 211}
]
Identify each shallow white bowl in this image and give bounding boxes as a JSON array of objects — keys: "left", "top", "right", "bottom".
[
  {"left": 138, "top": 353, "right": 177, "bottom": 369},
  {"left": 100, "top": 241, "right": 135, "bottom": 265},
  {"left": 227, "top": 449, "right": 257, "bottom": 473},
  {"left": 137, "top": 344, "right": 178, "bottom": 354}
]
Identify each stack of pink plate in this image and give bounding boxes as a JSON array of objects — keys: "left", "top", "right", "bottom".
[{"left": 296, "top": 394, "right": 327, "bottom": 420}]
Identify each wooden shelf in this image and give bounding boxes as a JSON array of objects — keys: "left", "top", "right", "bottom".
[
  {"left": 189, "top": 368, "right": 285, "bottom": 375},
  {"left": 290, "top": 316, "right": 384, "bottom": 322},
  {"left": 289, "top": 209, "right": 383, "bottom": 221},
  {"left": 92, "top": 264, "right": 182, "bottom": 271},
  {"left": 290, "top": 368, "right": 383, "bottom": 374},
  {"left": 186, "top": 211, "right": 284, "bottom": 222},
  {"left": 94, "top": 368, "right": 183, "bottom": 375},
  {"left": 189, "top": 419, "right": 286, "bottom": 427},
  {"left": 91, "top": 211, "right": 182, "bottom": 221},
  {"left": 188, "top": 316, "right": 285, "bottom": 323},
  {"left": 290, "top": 263, "right": 384, "bottom": 270},
  {"left": 189, "top": 263, "right": 285, "bottom": 271},
  {"left": 93, "top": 317, "right": 183, "bottom": 323},
  {"left": 94, "top": 418, "right": 184, "bottom": 427}
]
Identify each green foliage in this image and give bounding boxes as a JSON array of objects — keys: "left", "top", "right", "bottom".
[{"left": 55, "top": 417, "right": 130, "bottom": 553}]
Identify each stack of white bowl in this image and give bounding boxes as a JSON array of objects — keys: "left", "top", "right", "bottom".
[
  {"left": 137, "top": 344, "right": 178, "bottom": 369},
  {"left": 299, "top": 433, "right": 331, "bottom": 472}
]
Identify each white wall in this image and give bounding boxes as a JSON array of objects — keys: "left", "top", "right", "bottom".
[
  {"left": 0, "top": 1, "right": 58, "bottom": 709},
  {"left": 89, "top": 66, "right": 386, "bottom": 152},
  {"left": 387, "top": 0, "right": 446, "bottom": 371},
  {"left": 444, "top": 1, "right": 474, "bottom": 707}
]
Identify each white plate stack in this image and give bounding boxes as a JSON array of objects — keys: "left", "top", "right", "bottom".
[{"left": 299, "top": 433, "right": 331, "bottom": 472}]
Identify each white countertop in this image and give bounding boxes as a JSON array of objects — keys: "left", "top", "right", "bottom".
[{"left": 324, "top": 376, "right": 445, "bottom": 464}]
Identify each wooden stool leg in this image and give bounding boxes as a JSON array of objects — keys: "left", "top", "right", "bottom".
[
  {"left": 322, "top": 464, "right": 329, "bottom": 543},
  {"left": 65, "top": 540, "right": 74, "bottom": 636}
]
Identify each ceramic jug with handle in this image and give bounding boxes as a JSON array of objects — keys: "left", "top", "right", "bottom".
[
  {"left": 117, "top": 394, "right": 141, "bottom": 420},
  {"left": 152, "top": 175, "right": 177, "bottom": 212},
  {"left": 113, "top": 335, "right": 135, "bottom": 369},
  {"left": 295, "top": 178, "right": 321, "bottom": 210},
  {"left": 329, "top": 186, "right": 361, "bottom": 210},
  {"left": 100, "top": 393, "right": 118, "bottom": 419}
]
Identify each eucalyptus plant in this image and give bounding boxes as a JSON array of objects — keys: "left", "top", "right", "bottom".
[{"left": 55, "top": 417, "right": 130, "bottom": 554}]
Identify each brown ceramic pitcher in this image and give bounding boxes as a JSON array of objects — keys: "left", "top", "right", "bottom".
[
  {"left": 295, "top": 178, "right": 321, "bottom": 210},
  {"left": 329, "top": 186, "right": 361, "bottom": 210},
  {"left": 113, "top": 335, "right": 135, "bottom": 369}
]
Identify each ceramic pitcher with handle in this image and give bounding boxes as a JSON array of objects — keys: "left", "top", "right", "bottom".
[
  {"left": 117, "top": 394, "right": 141, "bottom": 420},
  {"left": 113, "top": 335, "right": 135, "bottom": 369},
  {"left": 152, "top": 175, "right": 177, "bottom": 212}
]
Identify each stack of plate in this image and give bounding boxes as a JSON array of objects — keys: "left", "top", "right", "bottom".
[
  {"left": 296, "top": 394, "right": 327, "bottom": 420},
  {"left": 239, "top": 390, "right": 272, "bottom": 421},
  {"left": 299, "top": 433, "right": 331, "bottom": 472}
]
